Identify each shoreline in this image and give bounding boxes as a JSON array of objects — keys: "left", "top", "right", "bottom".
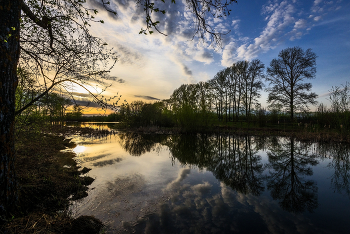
[
  {"left": 115, "top": 125, "right": 350, "bottom": 144},
  {"left": 2, "top": 126, "right": 107, "bottom": 234}
]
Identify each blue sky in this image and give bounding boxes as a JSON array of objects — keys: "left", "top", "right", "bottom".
[{"left": 81, "top": 0, "right": 350, "bottom": 110}]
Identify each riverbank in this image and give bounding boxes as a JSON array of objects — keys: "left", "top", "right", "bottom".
[
  {"left": 117, "top": 124, "right": 350, "bottom": 143},
  {"left": 1, "top": 126, "right": 109, "bottom": 234}
]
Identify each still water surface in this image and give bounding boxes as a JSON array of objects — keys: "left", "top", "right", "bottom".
[{"left": 68, "top": 123, "right": 350, "bottom": 233}]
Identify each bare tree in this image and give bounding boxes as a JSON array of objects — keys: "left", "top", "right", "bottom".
[
  {"left": 0, "top": 0, "right": 238, "bottom": 217},
  {"left": 241, "top": 59, "right": 264, "bottom": 120},
  {"left": 266, "top": 47, "right": 318, "bottom": 121}
]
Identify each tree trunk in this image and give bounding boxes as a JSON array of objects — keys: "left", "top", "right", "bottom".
[
  {"left": 290, "top": 89, "right": 294, "bottom": 122},
  {"left": 0, "top": 0, "right": 21, "bottom": 217}
]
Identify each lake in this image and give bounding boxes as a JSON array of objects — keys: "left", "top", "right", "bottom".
[{"left": 68, "top": 123, "right": 350, "bottom": 234}]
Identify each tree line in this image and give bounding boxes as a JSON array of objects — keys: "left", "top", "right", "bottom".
[
  {"left": 120, "top": 46, "right": 349, "bottom": 134},
  {"left": 121, "top": 47, "right": 315, "bottom": 127}
]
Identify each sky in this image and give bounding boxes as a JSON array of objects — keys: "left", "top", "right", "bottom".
[{"left": 73, "top": 0, "right": 350, "bottom": 114}]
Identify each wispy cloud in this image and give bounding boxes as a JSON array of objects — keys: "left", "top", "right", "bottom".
[
  {"left": 69, "top": 92, "right": 93, "bottom": 98},
  {"left": 109, "top": 76, "right": 126, "bottom": 83},
  {"left": 73, "top": 99, "right": 103, "bottom": 108},
  {"left": 220, "top": 0, "right": 345, "bottom": 66},
  {"left": 134, "top": 95, "right": 160, "bottom": 100},
  {"left": 222, "top": 0, "right": 295, "bottom": 65}
]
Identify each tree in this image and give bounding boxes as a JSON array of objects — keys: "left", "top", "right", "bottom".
[
  {"left": 266, "top": 47, "right": 318, "bottom": 121},
  {"left": 209, "top": 69, "right": 229, "bottom": 121},
  {"left": 241, "top": 59, "right": 264, "bottom": 120},
  {"left": 0, "top": 0, "right": 238, "bottom": 217}
]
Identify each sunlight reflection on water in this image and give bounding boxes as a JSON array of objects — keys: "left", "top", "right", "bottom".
[{"left": 73, "top": 145, "right": 86, "bottom": 154}]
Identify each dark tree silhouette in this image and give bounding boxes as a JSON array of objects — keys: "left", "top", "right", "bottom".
[{"left": 266, "top": 47, "right": 318, "bottom": 121}]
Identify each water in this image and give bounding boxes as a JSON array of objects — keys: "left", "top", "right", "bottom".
[{"left": 69, "top": 124, "right": 350, "bottom": 233}]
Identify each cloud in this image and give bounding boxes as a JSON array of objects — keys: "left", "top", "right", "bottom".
[
  {"left": 231, "top": 19, "right": 241, "bottom": 31},
  {"left": 69, "top": 92, "right": 93, "bottom": 98},
  {"left": 198, "top": 50, "right": 214, "bottom": 64},
  {"left": 133, "top": 95, "right": 160, "bottom": 100},
  {"left": 314, "top": 16, "right": 322, "bottom": 21},
  {"left": 182, "top": 64, "right": 193, "bottom": 76},
  {"left": 115, "top": 44, "right": 145, "bottom": 66},
  {"left": 314, "top": 0, "right": 322, "bottom": 5},
  {"left": 294, "top": 19, "right": 307, "bottom": 29},
  {"left": 92, "top": 158, "right": 123, "bottom": 167},
  {"left": 221, "top": 41, "right": 237, "bottom": 67},
  {"left": 166, "top": 168, "right": 191, "bottom": 190},
  {"left": 72, "top": 99, "right": 103, "bottom": 108},
  {"left": 109, "top": 76, "right": 126, "bottom": 83},
  {"left": 197, "top": 72, "right": 211, "bottom": 82},
  {"left": 191, "top": 182, "right": 212, "bottom": 196},
  {"left": 221, "top": 1, "right": 296, "bottom": 65}
]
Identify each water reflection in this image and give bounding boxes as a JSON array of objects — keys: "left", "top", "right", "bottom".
[
  {"left": 318, "top": 143, "right": 350, "bottom": 198},
  {"left": 117, "top": 132, "right": 167, "bottom": 156},
  {"left": 266, "top": 138, "right": 318, "bottom": 213},
  {"left": 117, "top": 133, "right": 321, "bottom": 213},
  {"left": 166, "top": 134, "right": 264, "bottom": 196},
  {"left": 72, "top": 129, "right": 350, "bottom": 233}
]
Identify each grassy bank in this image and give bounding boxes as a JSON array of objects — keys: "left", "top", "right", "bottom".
[{"left": 1, "top": 126, "right": 106, "bottom": 234}]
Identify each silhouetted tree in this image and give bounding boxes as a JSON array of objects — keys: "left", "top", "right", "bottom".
[
  {"left": 241, "top": 59, "right": 264, "bottom": 120},
  {"left": 266, "top": 47, "right": 318, "bottom": 121}
]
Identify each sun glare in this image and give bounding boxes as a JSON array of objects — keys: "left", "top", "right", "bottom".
[
  {"left": 64, "top": 82, "right": 103, "bottom": 95},
  {"left": 73, "top": 145, "right": 86, "bottom": 154}
]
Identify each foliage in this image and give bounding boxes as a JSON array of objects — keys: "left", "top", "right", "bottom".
[
  {"left": 308, "top": 82, "right": 350, "bottom": 133},
  {"left": 119, "top": 100, "right": 175, "bottom": 128}
]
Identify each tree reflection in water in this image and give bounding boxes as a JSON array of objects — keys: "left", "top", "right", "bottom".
[
  {"left": 209, "top": 135, "right": 264, "bottom": 196},
  {"left": 266, "top": 137, "right": 319, "bottom": 213},
  {"left": 318, "top": 143, "right": 350, "bottom": 198},
  {"left": 116, "top": 133, "right": 345, "bottom": 214},
  {"left": 119, "top": 133, "right": 265, "bottom": 196},
  {"left": 117, "top": 132, "right": 167, "bottom": 156}
]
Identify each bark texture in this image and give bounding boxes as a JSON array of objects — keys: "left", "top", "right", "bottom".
[{"left": 0, "top": 0, "right": 21, "bottom": 217}]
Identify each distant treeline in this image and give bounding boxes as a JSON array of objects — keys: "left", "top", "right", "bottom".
[
  {"left": 15, "top": 47, "right": 350, "bottom": 134},
  {"left": 116, "top": 47, "right": 349, "bottom": 134}
]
